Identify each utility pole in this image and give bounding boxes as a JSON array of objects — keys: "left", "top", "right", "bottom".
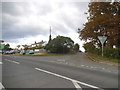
[
  {"left": 50, "top": 26, "right": 51, "bottom": 36},
  {"left": 49, "top": 26, "right": 52, "bottom": 43}
]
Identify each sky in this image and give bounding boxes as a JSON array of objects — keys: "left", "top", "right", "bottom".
[{"left": 1, "top": 0, "right": 90, "bottom": 52}]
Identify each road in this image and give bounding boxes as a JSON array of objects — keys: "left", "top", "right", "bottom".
[{"left": 1, "top": 53, "right": 119, "bottom": 89}]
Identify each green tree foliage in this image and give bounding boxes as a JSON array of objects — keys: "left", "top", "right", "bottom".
[
  {"left": 17, "top": 45, "right": 20, "bottom": 49},
  {"left": 103, "top": 47, "right": 120, "bottom": 59},
  {"left": 4, "top": 44, "right": 10, "bottom": 50},
  {"left": 83, "top": 42, "right": 99, "bottom": 53},
  {"left": 83, "top": 42, "right": 120, "bottom": 59},
  {"left": 74, "top": 43, "right": 79, "bottom": 52},
  {"left": 4, "top": 44, "right": 13, "bottom": 50},
  {"left": 22, "top": 44, "right": 28, "bottom": 50},
  {"left": 45, "top": 36, "right": 74, "bottom": 53},
  {"left": 78, "top": 1, "right": 120, "bottom": 48}
]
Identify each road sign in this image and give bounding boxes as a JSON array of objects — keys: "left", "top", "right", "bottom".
[
  {"left": 98, "top": 36, "right": 107, "bottom": 45},
  {"left": 0, "top": 44, "right": 5, "bottom": 49},
  {"left": 98, "top": 36, "right": 107, "bottom": 57}
]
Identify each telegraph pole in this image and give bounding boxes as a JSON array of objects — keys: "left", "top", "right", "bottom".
[{"left": 49, "top": 26, "right": 52, "bottom": 43}]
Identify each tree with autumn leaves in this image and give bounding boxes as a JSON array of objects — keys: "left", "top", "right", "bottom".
[{"left": 78, "top": 1, "right": 120, "bottom": 48}]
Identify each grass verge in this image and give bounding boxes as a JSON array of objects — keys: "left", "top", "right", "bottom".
[
  {"left": 88, "top": 53, "right": 120, "bottom": 63},
  {"left": 16, "top": 53, "right": 65, "bottom": 56}
]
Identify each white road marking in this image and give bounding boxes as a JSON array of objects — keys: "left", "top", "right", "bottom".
[
  {"left": 102, "top": 68, "right": 105, "bottom": 70},
  {"left": 92, "top": 67, "right": 97, "bottom": 68},
  {"left": 57, "top": 59, "right": 65, "bottom": 62},
  {"left": 0, "top": 62, "right": 2, "bottom": 64},
  {"left": 35, "top": 68, "right": 103, "bottom": 89},
  {"left": 72, "top": 81, "right": 82, "bottom": 89},
  {"left": 0, "top": 82, "right": 5, "bottom": 89},
  {"left": 81, "top": 65, "right": 85, "bottom": 67},
  {"left": 4, "top": 59, "right": 20, "bottom": 64},
  {"left": 90, "top": 66, "right": 94, "bottom": 68}
]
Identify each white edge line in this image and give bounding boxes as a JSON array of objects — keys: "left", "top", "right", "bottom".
[
  {"left": 72, "top": 81, "right": 82, "bottom": 89},
  {"left": 35, "top": 68, "right": 102, "bottom": 89}
]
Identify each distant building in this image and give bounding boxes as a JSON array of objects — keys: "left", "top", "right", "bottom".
[{"left": 28, "top": 40, "right": 45, "bottom": 49}]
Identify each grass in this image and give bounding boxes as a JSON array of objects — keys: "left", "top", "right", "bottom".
[
  {"left": 16, "top": 53, "right": 64, "bottom": 56},
  {"left": 88, "top": 53, "right": 120, "bottom": 63}
]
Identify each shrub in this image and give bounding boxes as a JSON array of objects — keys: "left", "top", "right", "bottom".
[
  {"left": 103, "top": 47, "right": 120, "bottom": 59},
  {"left": 83, "top": 42, "right": 120, "bottom": 59}
]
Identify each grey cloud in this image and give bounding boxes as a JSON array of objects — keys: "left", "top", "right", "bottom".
[
  {"left": 3, "top": 2, "right": 54, "bottom": 16},
  {"left": 2, "top": 14, "right": 18, "bottom": 29},
  {"left": 2, "top": 24, "right": 49, "bottom": 40},
  {"left": 51, "top": 23, "right": 70, "bottom": 35},
  {"left": 2, "top": 2, "right": 21, "bottom": 16},
  {"left": 34, "top": 2, "right": 53, "bottom": 16},
  {"left": 73, "top": 2, "right": 89, "bottom": 9},
  {"left": 2, "top": 1, "right": 88, "bottom": 43},
  {"left": 2, "top": 13, "right": 49, "bottom": 41}
]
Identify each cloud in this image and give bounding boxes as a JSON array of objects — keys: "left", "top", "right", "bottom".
[{"left": 2, "top": 1, "right": 88, "bottom": 51}]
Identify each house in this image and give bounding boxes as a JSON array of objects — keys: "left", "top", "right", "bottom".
[{"left": 30, "top": 41, "right": 45, "bottom": 49}]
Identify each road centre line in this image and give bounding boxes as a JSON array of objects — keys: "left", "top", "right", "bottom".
[
  {"left": 35, "top": 68, "right": 103, "bottom": 89},
  {"left": 72, "top": 81, "right": 82, "bottom": 89},
  {"left": 4, "top": 59, "right": 20, "bottom": 64}
]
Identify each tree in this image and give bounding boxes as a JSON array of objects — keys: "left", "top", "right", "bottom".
[
  {"left": 22, "top": 44, "right": 28, "bottom": 50},
  {"left": 4, "top": 44, "right": 10, "bottom": 49},
  {"left": 4, "top": 44, "right": 12, "bottom": 50},
  {"left": 17, "top": 45, "right": 20, "bottom": 49},
  {"left": 74, "top": 43, "right": 79, "bottom": 52},
  {"left": 83, "top": 42, "right": 97, "bottom": 53},
  {"left": 45, "top": 36, "right": 74, "bottom": 53},
  {"left": 78, "top": 1, "right": 120, "bottom": 48}
]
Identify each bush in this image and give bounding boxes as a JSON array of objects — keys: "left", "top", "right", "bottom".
[
  {"left": 83, "top": 42, "right": 120, "bottom": 59},
  {"left": 74, "top": 43, "right": 79, "bottom": 52},
  {"left": 83, "top": 42, "right": 96, "bottom": 53},
  {"left": 103, "top": 47, "right": 120, "bottom": 59}
]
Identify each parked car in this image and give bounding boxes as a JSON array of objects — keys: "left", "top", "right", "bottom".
[
  {"left": 14, "top": 50, "right": 20, "bottom": 53},
  {"left": 9, "top": 50, "right": 15, "bottom": 54},
  {"left": 29, "top": 50, "right": 34, "bottom": 54},
  {"left": 4, "top": 50, "right": 15, "bottom": 54},
  {"left": 4, "top": 51, "right": 10, "bottom": 54},
  {"left": 20, "top": 50, "right": 26, "bottom": 55}
]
